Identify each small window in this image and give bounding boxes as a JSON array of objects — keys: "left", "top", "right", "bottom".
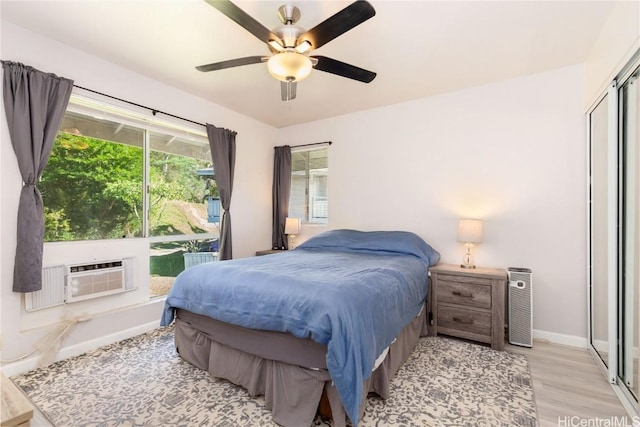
[{"left": 289, "top": 146, "right": 328, "bottom": 224}]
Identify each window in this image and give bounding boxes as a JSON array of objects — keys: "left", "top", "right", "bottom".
[
  {"left": 42, "top": 111, "right": 145, "bottom": 240},
  {"left": 40, "top": 92, "right": 218, "bottom": 297},
  {"left": 289, "top": 146, "right": 328, "bottom": 224}
]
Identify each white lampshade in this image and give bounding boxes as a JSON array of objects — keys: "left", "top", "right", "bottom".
[
  {"left": 458, "top": 219, "right": 483, "bottom": 243},
  {"left": 285, "top": 217, "right": 301, "bottom": 235},
  {"left": 267, "top": 51, "right": 313, "bottom": 82}
]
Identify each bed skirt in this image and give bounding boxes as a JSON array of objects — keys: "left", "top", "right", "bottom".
[{"left": 174, "top": 308, "right": 430, "bottom": 427}]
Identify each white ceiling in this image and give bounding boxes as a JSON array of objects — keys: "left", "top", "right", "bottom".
[{"left": 1, "top": 0, "right": 615, "bottom": 128}]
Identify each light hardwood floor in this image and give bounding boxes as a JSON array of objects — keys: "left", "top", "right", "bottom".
[
  {"left": 508, "top": 340, "right": 631, "bottom": 426},
  {"left": 20, "top": 339, "right": 634, "bottom": 426}
]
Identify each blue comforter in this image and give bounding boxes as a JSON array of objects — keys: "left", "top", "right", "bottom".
[{"left": 161, "top": 229, "right": 440, "bottom": 425}]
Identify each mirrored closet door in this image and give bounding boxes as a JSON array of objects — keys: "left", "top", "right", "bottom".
[
  {"left": 589, "top": 55, "right": 640, "bottom": 410},
  {"left": 589, "top": 94, "right": 610, "bottom": 371},
  {"left": 619, "top": 67, "right": 639, "bottom": 400}
]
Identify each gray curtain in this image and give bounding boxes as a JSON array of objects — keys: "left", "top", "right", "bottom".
[
  {"left": 206, "top": 124, "right": 236, "bottom": 261},
  {"left": 2, "top": 61, "right": 73, "bottom": 293},
  {"left": 272, "top": 146, "right": 291, "bottom": 250}
]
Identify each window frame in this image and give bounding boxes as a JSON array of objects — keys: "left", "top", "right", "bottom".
[
  {"left": 289, "top": 144, "right": 329, "bottom": 225},
  {"left": 44, "top": 90, "right": 217, "bottom": 244}
]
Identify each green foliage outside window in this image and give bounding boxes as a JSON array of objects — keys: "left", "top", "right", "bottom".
[{"left": 40, "top": 132, "right": 214, "bottom": 241}]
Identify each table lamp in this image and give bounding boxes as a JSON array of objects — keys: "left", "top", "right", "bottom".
[
  {"left": 285, "top": 217, "right": 301, "bottom": 249},
  {"left": 458, "top": 219, "right": 483, "bottom": 269}
]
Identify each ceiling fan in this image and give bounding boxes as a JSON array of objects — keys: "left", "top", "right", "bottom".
[{"left": 196, "top": 0, "right": 377, "bottom": 101}]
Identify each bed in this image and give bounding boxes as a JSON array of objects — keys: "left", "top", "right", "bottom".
[{"left": 161, "top": 229, "right": 440, "bottom": 426}]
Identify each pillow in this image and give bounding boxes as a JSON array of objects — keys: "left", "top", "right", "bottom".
[{"left": 297, "top": 229, "right": 440, "bottom": 266}]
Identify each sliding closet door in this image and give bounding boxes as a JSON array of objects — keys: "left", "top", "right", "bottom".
[
  {"left": 619, "top": 67, "right": 639, "bottom": 399},
  {"left": 589, "top": 94, "right": 611, "bottom": 370},
  {"left": 589, "top": 53, "right": 640, "bottom": 413}
]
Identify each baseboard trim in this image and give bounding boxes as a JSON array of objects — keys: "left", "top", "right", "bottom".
[
  {"left": 0, "top": 320, "right": 159, "bottom": 377},
  {"left": 531, "top": 329, "right": 588, "bottom": 348}
]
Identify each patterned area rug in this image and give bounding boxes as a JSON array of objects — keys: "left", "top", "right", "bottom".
[{"left": 12, "top": 327, "right": 537, "bottom": 426}]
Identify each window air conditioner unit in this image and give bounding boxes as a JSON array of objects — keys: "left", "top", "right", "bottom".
[{"left": 66, "top": 260, "right": 126, "bottom": 303}]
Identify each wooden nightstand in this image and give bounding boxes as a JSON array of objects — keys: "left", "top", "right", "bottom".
[
  {"left": 255, "top": 249, "right": 286, "bottom": 256},
  {"left": 430, "top": 263, "right": 507, "bottom": 351}
]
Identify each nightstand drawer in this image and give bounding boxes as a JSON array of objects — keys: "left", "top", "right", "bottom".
[
  {"left": 437, "top": 279, "right": 491, "bottom": 309},
  {"left": 437, "top": 304, "right": 492, "bottom": 337}
]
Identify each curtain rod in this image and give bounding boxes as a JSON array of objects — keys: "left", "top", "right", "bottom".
[
  {"left": 285, "top": 141, "right": 332, "bottom": 149},
  {"left": 73, "top": 84, "right": 206, "bottom": 128}
]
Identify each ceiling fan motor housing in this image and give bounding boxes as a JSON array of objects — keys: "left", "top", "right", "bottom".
[{"left": 273, "top": 24, "right": 304, "bottom": 49}]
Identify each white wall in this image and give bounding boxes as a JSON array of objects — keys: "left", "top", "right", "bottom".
[
  {"left": 0, "top": 21, "right": 276, "bottom": 371},
  {"left": 279, "top": 65, "right": 587, "bottom": 342},
  {"left": 585, "top": 0, "right": 640, "bottom": 108}
]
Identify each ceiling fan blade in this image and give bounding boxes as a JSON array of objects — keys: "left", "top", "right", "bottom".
[
  {"left": 313, "top": 56, "right": 376, "bottom": 83},
  {"left": 297, "top": 1, "right": 375, "bottom": 50},
  {"left": 196, "top": 56, "right": 264, "bottom": 72},
  {"left": 281, "top": 80, "right": 297, "bottom": 101},
  {"left": 204, "top": 0, "right": 283, "bottom": 46}
]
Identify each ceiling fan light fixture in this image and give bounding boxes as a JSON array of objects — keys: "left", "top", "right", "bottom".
[
  {"left": 267, "top": 51, "right": 312, "bottom": 82},
  {"left": 295, "top": 40, "right": 312, "bottom": 54},
  {"left": 268, "top": 39, "right": 284, "bottom": 52}
]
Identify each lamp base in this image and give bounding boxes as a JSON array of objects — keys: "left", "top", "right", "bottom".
[{"left": 461, "top": 245, "right": 475, "bottom": 269}]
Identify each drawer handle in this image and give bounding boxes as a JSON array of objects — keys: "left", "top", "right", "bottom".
[
  {"left": 452, "top": 290, "right": 474, "bottom": 298},
  {"left": 453, "top": 316, "right": 474, "bottom": 324}
]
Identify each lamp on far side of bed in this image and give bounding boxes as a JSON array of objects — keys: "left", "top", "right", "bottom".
[
  {"left": 285, "top": 217, "right": 301, "bottom": 249},
  {"left": 458, "top": 219, "right": 483, "bottom": 269}
]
